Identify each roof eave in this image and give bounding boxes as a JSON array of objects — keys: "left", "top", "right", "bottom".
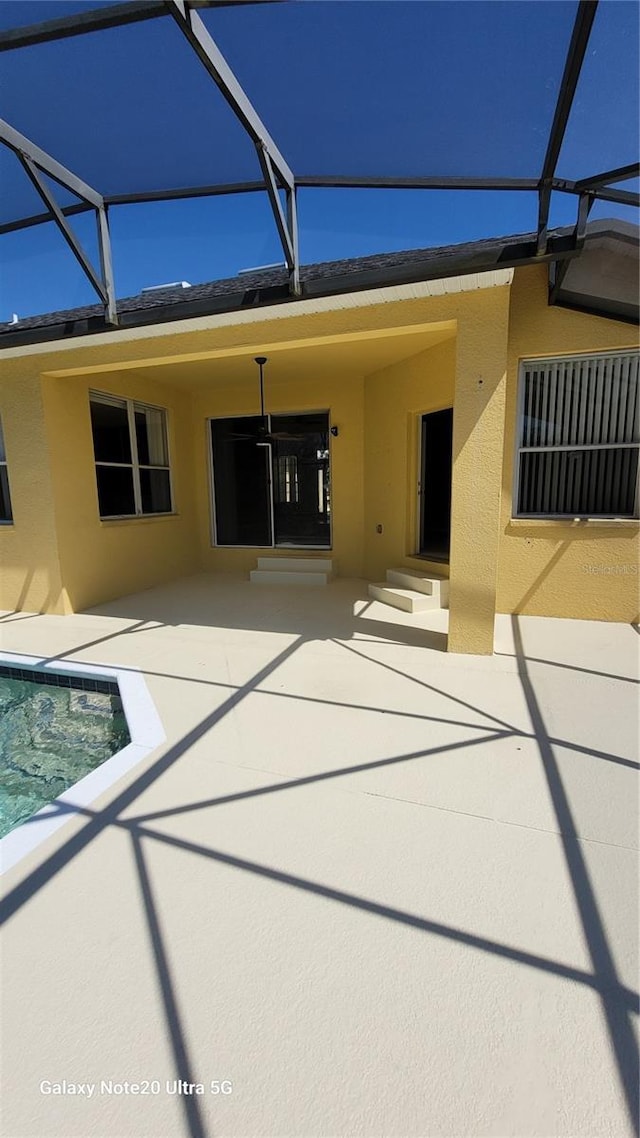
[
  {"left": 549, "top": 293, "right": 640, "bottom": 326},
  {"left": 0, "top": 234, "right": 589, "bottom": 352}
]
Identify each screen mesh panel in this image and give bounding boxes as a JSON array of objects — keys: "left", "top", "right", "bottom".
[
  {"left": 205, "top": 1, "right": 577, "bottom": 180},
  {"left": 0, "top": 13, "right": 261, "bottom": 224},
  {"left": 557, "top": 1, "right": 640, "bottom": 181},
  {"left": 0, "top": 0, "right": 637, "bottom": 325},
  {"left": 0, "top": 0, "right": 605, "bottom": 229}
]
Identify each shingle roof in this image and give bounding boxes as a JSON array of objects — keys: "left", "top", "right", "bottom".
[
  {"left": 1, "top": 220, "right": 637, "bottom": 347},
  {"left": 1, "top": 230, "right": 528, "bottom": 332}
]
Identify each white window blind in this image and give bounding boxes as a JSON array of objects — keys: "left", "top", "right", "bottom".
[{"left": 515, "top": 351, "right": 639, "bottom": 518}]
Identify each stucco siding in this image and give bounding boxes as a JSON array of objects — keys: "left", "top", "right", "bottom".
[
  {"left": 1, "top": 268, "right": 637, "bottom": 639},
  {"left": 498, "top": 265, "right": 639, "bottom": 623},
  {"left": 0, "top": 364, "right": 67, "bottom": 614},
  {"left": 39, "top": 371, "right": 201, "bottom": 613},
  {"left": 363, "top": 338, "right": 455, "bottom": 582}
]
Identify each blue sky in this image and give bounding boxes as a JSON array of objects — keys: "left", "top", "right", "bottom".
[{"left": 0, "top": 0, "right": 637, "bottom": 322}]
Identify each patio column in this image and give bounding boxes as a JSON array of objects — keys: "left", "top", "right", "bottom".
[
  {"left": 447, "top": 285, "right": 511, "bottom": 654},
  {"left": 0, "top": 362, "right": 69, "bottom": 615}
]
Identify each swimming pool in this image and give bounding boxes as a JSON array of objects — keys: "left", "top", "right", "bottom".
[
  {"left": 0, "top": 666, "right": 130, "bottom": 838},
  {"left": 0, "top": 653, "right": 165, "bottom": 873}
]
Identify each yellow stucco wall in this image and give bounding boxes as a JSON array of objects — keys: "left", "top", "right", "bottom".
[
  {"left": 39, "top": 370, "right": 201, "bottom": 613},
  {"left": 362, "top": 285, "right": 514, "bottom": 654},
  {"left": 363, "top": 338, "right": 455, "bottom": 581},
  {"left": 0, "top": 364, "right": 67, "bottom": 614},
  {"left": 1, "top": 272, "right": 638, "bottom": 641},
  {"left": 448, "top": 286, "right": 512, "bottom": 654},
  {"left": 0, "top": 295, "right": 453, "bottom": 616},
  {"left": 497, "top": 265, "right": 640, "bottom": 622}
]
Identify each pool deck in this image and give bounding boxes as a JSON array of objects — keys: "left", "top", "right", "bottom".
[{"left": 0, "top": 572, "right": 638, "bottom": 1138}]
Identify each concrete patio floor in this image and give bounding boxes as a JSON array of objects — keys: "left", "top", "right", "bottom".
[{"left": 0, "top": 573, "right": 638, "bottom": 1138}]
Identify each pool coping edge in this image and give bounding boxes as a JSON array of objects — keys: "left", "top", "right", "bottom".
[{"left": 0, "top": 653, "right": 165, "bottom": 875}]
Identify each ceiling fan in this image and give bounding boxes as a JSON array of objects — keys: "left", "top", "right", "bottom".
[{"left": 228, "top": 357, "right": 306, "bottom": 445}]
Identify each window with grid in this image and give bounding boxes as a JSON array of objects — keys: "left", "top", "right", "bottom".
[
  {"left": 0, "top": 416, "right": 13, "bottom": 523},
  {"left": 515, "top": 351, "right": 639, "bottom": 519},
  {"left": 89, "top": 393, "right": 172, "bottom": 519}
]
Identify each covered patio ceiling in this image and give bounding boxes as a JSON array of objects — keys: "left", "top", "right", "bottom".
[
  {"left": 41, "top": 313, "right": 457, "bottom": 385},
  {"left": 0, "top": 0, "right": 638, "bottom": 325},
  {"left": 92, "top": 323, "right": 456, "bottom": 388}
]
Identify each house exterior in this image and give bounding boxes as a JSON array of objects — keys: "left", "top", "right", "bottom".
[{"left": 0, "top": 225, "right": 638, "bottom": 655}]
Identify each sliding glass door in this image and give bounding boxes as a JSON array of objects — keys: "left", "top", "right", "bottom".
[
  {"left": 271, "top": 414, "right": 330, "bottom": 547},
  {"left": 210, "top": 412, "right": 330, "bottom": 548},
  {"left": 210, "top": 417, "right": 272, "bottom": 546}
]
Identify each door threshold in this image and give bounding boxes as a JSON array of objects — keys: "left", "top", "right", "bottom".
[{"left": 414, "top": 553, "right": 450, "bottom": 565}]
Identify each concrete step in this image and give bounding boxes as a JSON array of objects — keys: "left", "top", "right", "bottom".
[
  {"left": 386, "top": 568, "right": 449, "bottom": 607},
  {"left": 256, "top": 556, "right": 335, "bottom": 573},
  {"left": 250, "top": 569, "right": 331, "bottom": 586},
  {"left": 368, "top": 582, "right": 439, "bottom": 613}
]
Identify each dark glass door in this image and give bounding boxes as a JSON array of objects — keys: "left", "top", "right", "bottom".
[
  {"left": 210, "top": 417, "right": 272, "bottom": 546},
  {"left": 419, "top": 408, "right": 453, "bottom": 560},
  {"left": 271, "top": 413, "right": 330, "bottom": 547}
]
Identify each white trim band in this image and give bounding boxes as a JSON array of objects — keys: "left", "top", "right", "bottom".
[{"left": 1, "top": 269, "right": 515, "bottom": 361}]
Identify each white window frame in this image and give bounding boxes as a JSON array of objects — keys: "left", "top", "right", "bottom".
[
  {"left": 89, "top": 392, "right": 174, "bottom": 520},
  {"left": 513, "top": 349, "right": 640, "bottom": 521},
  {"left": 0, "top": 415, "right": 13, "bottom": 525}
]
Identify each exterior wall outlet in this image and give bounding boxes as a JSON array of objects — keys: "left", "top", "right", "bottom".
[{"left": 376, "top": 523, "right": 383, "bottom": 534}]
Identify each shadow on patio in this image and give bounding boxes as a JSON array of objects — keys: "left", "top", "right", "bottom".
[{"left": 1, "top": 576, "right": 638, "bottom": 1138}]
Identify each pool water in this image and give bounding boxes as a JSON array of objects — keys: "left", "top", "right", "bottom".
[{"left": 0, "top": 672, "right": 130, "bottom": 838}]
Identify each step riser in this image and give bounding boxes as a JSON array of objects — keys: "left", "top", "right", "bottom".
[
  {"left": 386, "top": 569, "right": 449, "bottom": 608},
  {"left": 387, "top": 570, "right": 437, "bottom": 596},
  {"left": 368, "top": 583, "right": 439, "bottom": 613},
  {"left": 256, "top": 557, "right": 334, "bottom": 573},
  {"left": 250, "top": 570, "right": 331, "bottom": 586}
]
